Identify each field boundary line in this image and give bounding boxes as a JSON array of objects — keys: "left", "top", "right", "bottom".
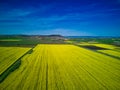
[
  {"left": 75, "top": 44, "right": 120, "bottom": 60},
  {"left": 0, "top": 47, "right": 35, "bottom": 83}
]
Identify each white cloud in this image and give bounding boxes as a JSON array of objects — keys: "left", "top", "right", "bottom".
[{"left": 28, "top": 28, "right": 93, "bottom": 36}]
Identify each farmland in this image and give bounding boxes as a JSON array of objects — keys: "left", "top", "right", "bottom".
[
  {"left": 0, "top": 44, "right": 120, "bottom": 90},
  {"left": 98, "top": 50, "right": 120, "bottom": 58},
  {"left": 0, "top": 35, "right": 66, "bottom": 47},
  {"left": 0, "top": 0, "right": 120, "bottom": 89},
  {"left": 0, "top": 47, "right": 31, "bottom": 75}
]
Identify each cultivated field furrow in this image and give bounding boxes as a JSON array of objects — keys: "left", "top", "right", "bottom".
[
  {"left": 98, "top": 50, "right": 120, "bottom": 58},
  {"left": 0, "top": 44, "right": 120, "bottom": 90},
  {"left": 0, "top": 47, "right": 31, "bottom": 74}
]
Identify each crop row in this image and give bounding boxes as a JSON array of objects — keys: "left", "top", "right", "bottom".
[
  {"left": 0, "top": 45, "right": 120, "bottom": 90},
  {"left": 0, "top": 47, "right": 31, "bottom": 74},
  {"left": 98, "top": 50, "right": 120, "bottom": 58}
]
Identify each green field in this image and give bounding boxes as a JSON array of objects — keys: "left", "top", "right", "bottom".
[
  {"left": 0, "top": 44, "right": 120, "bottom": 90},
  {"left": 0, "top": 39, "right": 21, "bottom": 41},
  {"left": 0, "top": 35, "right": 66, "bottom": 47}
]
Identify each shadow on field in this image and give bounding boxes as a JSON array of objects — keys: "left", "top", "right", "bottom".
[
  {"left": 0, "top": 60, "right": 21, "bottom": 83},
  {"left": 79, "top": 45, "right": 110, "bottom": 50},
  {"left": 0, "top": 48, "right": 34, "bottom": 83},
  {"left": 77, "top": 45, "right": 120, "bottom": 60}
]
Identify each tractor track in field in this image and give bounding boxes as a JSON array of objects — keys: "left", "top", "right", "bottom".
[
  {"left": 46, "top": 62, "right": 48, "bottom": 90},
  {"left": 0, "top": 44, "right": 120, "bottom": 90},
  {"left": 78, "top": 62, "right": 108, "bottom": 90}
]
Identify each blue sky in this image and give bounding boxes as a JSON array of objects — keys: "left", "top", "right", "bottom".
[{"left": 0, "top": 0, "right": 120, "bottom": 36}]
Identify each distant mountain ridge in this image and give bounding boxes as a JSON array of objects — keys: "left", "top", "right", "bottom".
[
  {"left": 0, "top": 34, "right": 64, "bottom": 39},
  {"left": 65, "top": 36, "right": 120, "bottom": 38}
]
